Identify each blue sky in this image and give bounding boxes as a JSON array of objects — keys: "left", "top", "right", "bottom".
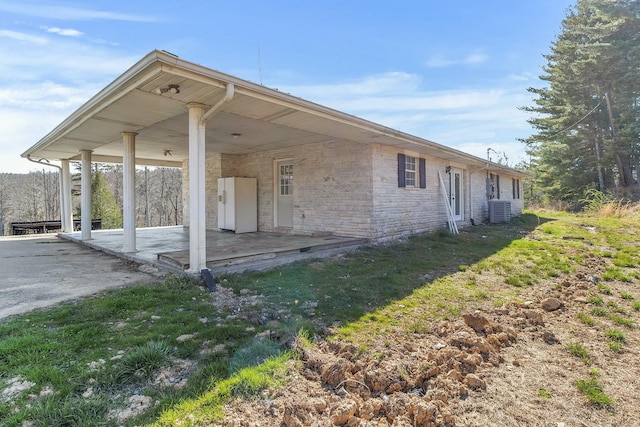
[{"left": 1, "top": 0, "right": 574, "bottom": 173}]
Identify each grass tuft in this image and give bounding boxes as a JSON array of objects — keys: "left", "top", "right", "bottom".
[
  {"left": 537, "top": 388, "right": 552, "bottom": 398},
  {"left": 578, "top": 312, "right": 595, "bottom": 326},
  {"left": 608, "top": 315, "right": 633, "bottom": 327},
  {"left": 575, "top": 377, "right": 612, "bottom": 408},
  {"left": 605, "top": 329, "right": 625, "bottom": 343},
  {"left": 114, "top": 341, "right": 173, "bottom": 383},
  {"left": 589, "top": 296, "right": 604, "bottom": 305},
  {"left": 602, "top": 267, "right": 633, "bottom": 283},
  {"left": 605, "top": 329, "right": 626, "bottom": 352},
  {"left": 591, "top": 307, "right": 609, "bottom": 317},
  {"left": 565, "top": 342, "right": 590, "bottom": 364},
  {"left": 28, "top": 395, "right": 110, "bottom": 426}
]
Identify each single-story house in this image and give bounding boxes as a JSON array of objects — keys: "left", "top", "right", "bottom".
[{"left": 22, "top": 50, "right": 528, "bottom": 274}]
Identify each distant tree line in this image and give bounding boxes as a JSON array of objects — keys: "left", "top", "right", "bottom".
[
  {"left": 522, "top": 0, "right": 640, "bottom": 209},
  {"left": 0, "top": 165, "right": 182, "bottom": 235}
]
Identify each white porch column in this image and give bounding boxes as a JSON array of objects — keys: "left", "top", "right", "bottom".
[
  {"left": 187, "top": 103, "right": 207, "bottom": 273},
  {"left": 80, "top": 149, "right": 93, "bottom": 240},
  {"left": 122, "top": 132, "right": 138, "bottom": 252},
  {"left": 60, "top": 160, "right": 73, "bottom": 233}
]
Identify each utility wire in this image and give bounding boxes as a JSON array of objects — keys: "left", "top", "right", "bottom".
[{"left": 541, "top": 97, "right": 604, "bottom": 141}]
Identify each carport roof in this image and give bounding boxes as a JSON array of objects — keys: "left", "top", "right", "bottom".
[{"left": 22, "top": 49, "right": 528, "bottom": 177}]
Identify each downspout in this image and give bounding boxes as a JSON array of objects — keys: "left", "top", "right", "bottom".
[{"left": 201, "top": 83, "right": 235, "bottom": 125}]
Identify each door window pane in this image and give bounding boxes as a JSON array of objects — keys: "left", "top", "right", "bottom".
[{"left": 280, "top": 164, "right": 293, "bottom": 195}]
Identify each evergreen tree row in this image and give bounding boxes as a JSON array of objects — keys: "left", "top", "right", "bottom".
[{"left": 523, "top": 0, "right": 640, "bottom": 208}]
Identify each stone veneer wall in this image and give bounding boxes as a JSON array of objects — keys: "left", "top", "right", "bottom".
[
  {"left": 182, "top": 140, "right": 375, "bottom": 238},
  {"left": 371, "top": 144, "right": 451, "bottom": 240},
  {"left": 181, "top": 141, "right": 525, "bottom": 238},
  {"left": 239, "top": 140, "right": 374, "bottom": 237},
  {"left": 469, "top": 168, "right": 489, "bottom": 223}
]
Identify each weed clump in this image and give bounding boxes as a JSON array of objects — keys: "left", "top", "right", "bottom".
[
  {"left": 565, "top": 342, "right": 590, "bottom": 364},
  {"left": 575, "top": 369, "right": 612, "bottom": 408}
]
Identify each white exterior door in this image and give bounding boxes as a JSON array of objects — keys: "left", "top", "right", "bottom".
[
  {"left": 450, "top": 168, "right": 464, "bottom": 221},
  {"left": 275, "top": 160, "right": 293, "bottom": 228}
]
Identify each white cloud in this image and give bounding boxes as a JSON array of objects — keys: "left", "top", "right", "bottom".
[
  {"left": 424, "top": 50, "right": 489, "bottom": 68},
  {"left": 281, "top": 73, "right": 503, "bottom": 113},
  {"left": 424, "top": 55, "right": 454, "bottom": 68},
  {"left": 282, "top": 72, "right": 421, "bottom": 99},
  {"left": 507, "top": 72, "right": 536, "bottom": 82},
  {"left": 465, "top": 52, "right": 489, "bottom": 65},
  {"left": 45, "top": 27, "right": 84, "bottom": 37},
  {"left": 0, "top": 25, "right": 140, "bottom": 173},
  {"left": 0, "top": 29, "right": 48, "bottom": 44},
  {"left": 0, "top": 27, "right": 139, "bottom": 81},
  {"left": 0, "top": 0, "right": 158, "bottom": 22},
  {"left": 0, "top": 80, "right": 104, "bottom": 173}
]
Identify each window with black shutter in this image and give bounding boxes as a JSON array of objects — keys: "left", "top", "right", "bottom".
[{"left": 398, "top": 153, "right": 426, "bottom": 189}]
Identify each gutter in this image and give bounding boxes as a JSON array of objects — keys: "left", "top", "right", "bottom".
[{"left": 27, "top": 155, "right": 61, "bottom": 172}]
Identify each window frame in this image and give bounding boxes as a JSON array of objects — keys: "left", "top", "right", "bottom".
[
  {"left": 405, "top": 156, "right": 416, "bottom": 187},
  {"left": 398, "top": 153, "right": 426, "bottom": 189}
]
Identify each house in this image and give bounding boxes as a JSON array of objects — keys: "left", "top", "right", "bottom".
[{"left": 22, "top": 50, "right": 528, "bottom": 274}]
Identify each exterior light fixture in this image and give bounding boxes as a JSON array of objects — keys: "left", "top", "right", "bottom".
[
  {"left": 154, "top": 84, "right": 180, "bottom": 95},
  {"left": 230, "top": 133, "right": 242, "bottom": 139},
  {"left": 163, "top": 150, "right": 172, "bottom": 156}
]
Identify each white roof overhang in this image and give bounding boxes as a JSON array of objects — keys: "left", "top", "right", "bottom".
[{"left": 22, "top": 50, "right": 529, "bottom": 178}]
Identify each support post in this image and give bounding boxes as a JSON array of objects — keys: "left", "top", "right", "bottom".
[
  {"left": 187, "top": 103, "right": 207, "bottom": 272},
  {"left": 80, "top": 149, "right": 93, "bottom": 240},
  {"left": 60, "top": 160, "right": 73, "bottom": 233},
  {"left": 122, "top": 132, "right": 138, "bottom": 252}
]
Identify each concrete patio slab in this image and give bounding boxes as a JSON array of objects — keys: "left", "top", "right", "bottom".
[
  {"left": 60, "top": 226, "right": 367, "bottom": 275},
  {"left": 0, "top": 235, "right": 161, "bottom": 320}
]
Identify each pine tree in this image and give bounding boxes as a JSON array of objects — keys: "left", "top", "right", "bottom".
[
  {"left": 91, "top": 169, "right": 123, "bottom": 229},
  {"left": 523, "top": 0, "right": 640, "bottom": 207}
]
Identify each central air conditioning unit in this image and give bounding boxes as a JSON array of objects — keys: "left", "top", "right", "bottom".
[{"left": 489, "top": 200, "right": 511, "bottom": 223}]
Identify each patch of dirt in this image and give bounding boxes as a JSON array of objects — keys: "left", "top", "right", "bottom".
[
  {"left": 109, "top": 394, "right": 157, "bottom": 423},
  {"left": 217, "top": 256, "right": 640, "bottom": 426}
]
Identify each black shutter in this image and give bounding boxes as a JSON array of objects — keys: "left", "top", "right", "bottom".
[
  {"left": 398, "top": 153, "right": 406, "bottom": 187},
  {"left": 419, "top": 158, "right": 426, "bottom": 188}
]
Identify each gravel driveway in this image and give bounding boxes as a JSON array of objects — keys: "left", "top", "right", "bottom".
[{"left": 0, "top": 235, "right": 163, "bottom": 319}]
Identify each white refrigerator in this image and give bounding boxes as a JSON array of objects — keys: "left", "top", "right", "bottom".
[{"left": 217, "top": 177, "right": 257, "bottom": 233}]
